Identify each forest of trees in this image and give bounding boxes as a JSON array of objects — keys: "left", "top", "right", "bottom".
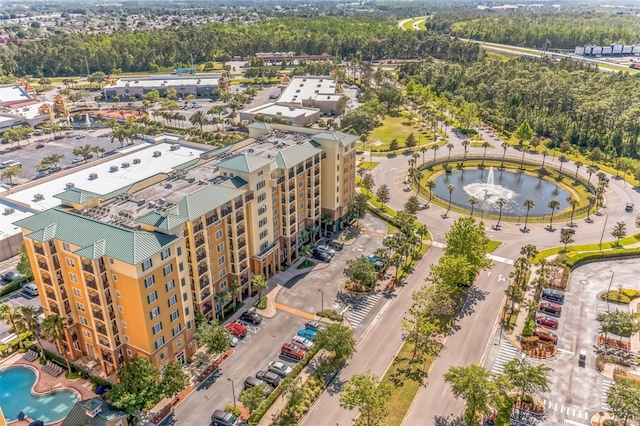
[
  {"left": 399, "top": 57, "right": 640, "bottom": 159},
  {"left": 427, "top": 10, "right": 640, "bottom": 49},
  {"left": 0, "top": 17, "right": 481, "bottom": 77}
]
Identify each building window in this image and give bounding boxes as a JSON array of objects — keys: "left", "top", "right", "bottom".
[
  {"left": 258, "top": 206, "right": 267, "bottom": 215},
  {"left": 183, "top": 292, "right": 188, "bottom": 301},
  {"left": 166, "top": 280, "right": 175, "bottom": 292},
  {"left": 80, "top": 316, "right": 88, "bottom": 325},
  {"left": 187, "top": 320, "right": 192, "bottom": 330},
  {"left": 257, "top": 180, "right": 266, "bottom": 190},
  {"left": 274, "top": 231, "right": 279, "bottom": 239},
  {"left": 152, "top": 322, "right": 163, "bottom": 335},
  {"left": 150, "top": 306, "right": 160, "bottom": 319},
  {"left": 217, "top": 243, "right": 224, "bottom": 252},
  {"left": 73, "top": 341, "right": 80, "bottom": 350},
  {"left": 168, "top": 295, "right": 177, "bottom": 307},
  {"left": 215, "top": 230, "right": 223, "bottom": 239},
  {"left": 273, "top": 208, "right": 278, "bottom": 217},
  {"left": 83, "top": 331, "right": 91, "bottom": 338},
  {"left": 299, "top": 213, "right": 304, "bottom": 221},
  {"left": 219, "top": 268, "right": 226, "bottom": 279},
  {"left": 272, "top": 196, "right": 277, "bottom": 205},
  {"left": 121, "top": 320, "right": 127, "bottom": 328},
  {"left": 217, "top": 256, "right": 225, "bottom": 266},
  {"left": 299, "top": 202, "right": 303, "bottom": 210},
  {"left": 259, "top": 230, "right": 268, "bottom": 240},
  {"left": 63, "top": 242, "right": 70, "bottom": 251},
  {"left": 273, "top": 220, "right": 278, "bottom": 228},
  {"left": 147, "top": 291, "right": 158, "bottom": 304},
  {"left": 176, "top": 338, "right": 182, "bottom": 348},
  {"left": 110, "top": 258, "right": 114, "bottom": 264},
  {"left": 144, "top": 275, "right": 155, "bottom": 288},
  {"left": 185, "top": 307, "right": 190, "bottom": 316},
  {"left": 179, "top": 262, "right": 184, "bottom": 272},
  {"left": 76, "top": 302, "right": 85, "bottom": 312},
  {"left": 163, "top": 264, "right": 173, "bottom": 276},
  {"left": 177, "top": 247, "right": 182, "bottom": 256},
  {"left": 142, "top": 259, "right": 153, "bottom": 271},
  {"left": 118, "top": 305, "right": 124, "bottom": 313},
  {"left": 70, "top": 273, "right": 78, "bottom": 283},
  {"left": 161, "top": 248, "right": 171, "bottom": 260},
  {"left": 66, "top": 258, "right": 75, "bottom": 267},
  {"left": 257, "top": 193, "right": 266, "bottom": 203},
  {"left": 155, "top": 337, "right": 165, "bottom": 350},
  {"left": 159, "top": 352, "right": 166, "bottom": 361},
  {"left": 170, "top": 310, "right": 179, "bottom": 321},
  {"left": 73, "top": 288, "right": 81, "bottom": 297},
  {"left": 126, "top": 348, "right": 132, "bottom": 356},
  {"left": 259, "top": 218, "right": 267, "bottom": 227},
  {"left": 181, "top": 277, "right": 186, "bottom": 287},
  {"left": 260, "top": 242, "right": 269, "bottom": 252},
  {"left": 112, "top": 274, "right": 118, "bottom": 282},
  {"left": 172, "top": 324, "right": 181, "bottom": 336}
]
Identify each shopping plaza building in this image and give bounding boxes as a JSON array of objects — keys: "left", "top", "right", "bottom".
[{"left": 12, "top": 123, "right": 357, "bottom": 375}]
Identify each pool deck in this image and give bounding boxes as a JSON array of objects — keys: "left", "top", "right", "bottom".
[{"left": 2, "top": 352, "right": 97, "bottom": 426}]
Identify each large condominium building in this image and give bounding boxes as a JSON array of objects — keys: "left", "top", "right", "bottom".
[{"left": 13, "top": 123, "right": 357, "bottom": 376}]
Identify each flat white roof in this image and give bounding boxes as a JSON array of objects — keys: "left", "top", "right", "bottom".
[
  {"left": 0, "top": 85, "right": 32, "bottom": 105},
  {"left": 242, "top": 103, "right": 319, "bottom": 118},
  {"left": 278, "top": 76, "right": 337, "bottom": 104},
  {"left": 0, "top": 114, "right": 17, "bottom": 124},
  {"left": 4, "top": 142, "right": 209, "bottom": 211},
  {"left": 0, "top": 200, "right": 33, "bottom": 238},
  {"left": 111, "top": 76, "right": 220, "bottom": 89},
  {"left": 8, "top": 102, "right": 50, "bottom": 120}
]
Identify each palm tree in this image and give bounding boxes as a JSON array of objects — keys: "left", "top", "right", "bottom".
[
  {"left": 425, "top": 180, "right": 435, "bottom": 201},
  {"left": 567, "top": 197, "right": 580, "bottom": 225},
  {"left": 481, "top": 141, "right": 490, "bottom": 164},
  {"left": 446, "top": 184, "right": 455, "bottom": 214},
  {"left": 586, "top": 194, "right": 596, "bottom": 220},
  {"left": 548, "top": 199, "right": 561, "bottom": 230},
  {"left": 586, "top": 166, "right": 597, "bottom": 186},
  {"left": 496, "top": 197, "right": 507, "bottom": 228},
  {"left": 431, "top": 144, "right": 439, "bottom": 162},
  {"left": 523, "top": 199, "right": 535, "bottom": 232},
  {"left": 20, "top": 306, "right": 45, "bottom": 359},
  {"left": 541, "top": 151, "right": 547, "bottom": 170},
  {"left": 417, "top": 224, "right": 429, "bottom": 251},
  {"left": 447, "top": 142, "right": 454, "bottom": 159},
  {"left": 501, "top": 142, "right": 509, "bottom": 168},
  {"left": 574, "top": 161, "right": 583, "bottom": 179},
  {"left": 215, "top": 291, "right": 232, "bottom": 321},
  {"left": 300, "top": 244, "right": 313, "bottom": 264},
  {"left": 41, "top": 315, "right": 72, "bottom": 373},
  {"left": 469, "top": 196, "right": 479, "bottom": 216},
  {"left": 420, "top": 146, "right": 427, "bottom": 164},
  {"left": 229, "top": 279, "right": 241, "bottom": 310},
  {"left": 189, "top": 110, "right": 208, "bottom": 131},
  {"left": 0, "top": 304, "right": 24, "bottom": 350},
  {"left": 91, "top": 145, "right": 105, "bottom": 159},
  {"left": 461, "top": 140, "right": 470, "bottom": 158},
  {"left": 321, "top": 213, "right": 334, "bottom": 236},
  {"left": 251, "top": 275, "right": 267, "bottom": 299}
]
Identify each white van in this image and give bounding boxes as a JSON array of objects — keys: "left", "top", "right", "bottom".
[
  {"left": 0, "top": 160, "right": 17, "bottom": 169},
  {"left": 23, "top": 283, "right": 38, "bottom": 297}
]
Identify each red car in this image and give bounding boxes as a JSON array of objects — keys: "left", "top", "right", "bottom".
[
  {"left": 534, "top": 327, "right": 558, "bottom": 344},
  {"left": 35, "top": 143, "right": 45, "bottom": 149},
  {"left": 536, "top": 315, "right": 559, "bottom": 329},
  {"left": 225, "top": 322, "right": 247, "bottom": 338},
  {"left": 539, "top": 302, "right": 562, "bottom": 316},
  {"left": 281, "top": 343, "right": 306, "bottom": 361}
]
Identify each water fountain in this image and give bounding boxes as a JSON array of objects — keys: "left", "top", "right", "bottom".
[
  {"left": 85, "top": 113, "right": 91, "bottom": 127},
  {"left": 463, "top": 167, "right": 518, "bottom": 207}
]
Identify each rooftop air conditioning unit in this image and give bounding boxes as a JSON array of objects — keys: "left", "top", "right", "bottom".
[
  {"left": 148, "top": 201, "right": 156, "bottom": 208},
  {"left": 122, "top": 162, "right": 130, "bottom": 168},
  {"left": 110, "top": 166, "right": 119, "bottom": 172},
  {"left": 89, "top": 173, "right": 98, "bottom": 180},
  {"left": 158, "top": 198, "right": 166, "bottom": 204},
  {"left": 4, "top": 207, "right": 15, "bottom": 214},
  {"left": 165, "top": 183, "right": 172, "bottom": 189},
  {"left": 153, "top": 151, "right": 162, "bottom": 157},
  {"left": 34, "top": 193, "right": 44, "bottom": 200},
  {"left": 138, "top": 199, "right": 146, "bottom": 206},
  {"left": 198, "top": 179, "right": 205, "bottom": 185},
  {"left": 66, "top": 182, "right": 75, "bottom": 189},
  {"left": 132, "top": 158, "right": 141, "bottom": 164},
  {"left": 170, "top": 144, "right": 180, "bottom": 151}
]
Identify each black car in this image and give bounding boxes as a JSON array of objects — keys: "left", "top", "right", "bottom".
[
  {"left": 313, "top": 250, "right": 331, "bottom": 262},
  {"left": 256, "top": 370, "right": 282, "bottom": 387},
  {"left": 240, "top": 311, "right": 263, "bottom": 325},
  {"left": 328, "top": 240, "right": 344, "bottom": 251}
]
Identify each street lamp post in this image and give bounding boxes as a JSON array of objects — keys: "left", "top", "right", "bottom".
[
  {"left": 319, "top": 289, "right": 324, "bottom": 312},
  {"left": 228, "top": 378, "right": 236, "bottom": 408},
  {"left": 599, "top": 212, "right": 609, "bottom": 251},
  {"left": 607, "top": 270, "right": 614, "bottom": 312}
]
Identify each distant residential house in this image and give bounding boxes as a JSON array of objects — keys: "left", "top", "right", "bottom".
[{"left": 61, "top": 398, "right": 128, "bottom": 426}]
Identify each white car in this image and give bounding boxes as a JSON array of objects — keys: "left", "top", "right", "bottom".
[
  {"left": 291, "top": 335, "right": 314, "bottom": 350},
  {"left": 316, "top": 244, "right": 336, "bottom": 256},
  {"left": 268, "top": 361, "right": 292, "bottom": 377}
]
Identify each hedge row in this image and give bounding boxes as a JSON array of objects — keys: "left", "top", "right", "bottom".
[
  {"left": 0, "top": 331, "right": 32, "bottom": 357},
  {"left": 246, "top": 344, "right": 322, "bottom": 425},
  {"left": 0, "top": 276, "right": 30, "bottom": 298},
  {"left": 28, "top": 346, "right": 113, "bottom": 390},
  {"left": 558, "top": 248, "right": 640, "bottom": 269}
]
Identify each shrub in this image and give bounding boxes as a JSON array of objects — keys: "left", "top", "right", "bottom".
[
  {"left": 522, "top": 318, "right": 535, "bottom": 337},
  {"left": 599, "top": 291, "right": 631, "bottom": 304},
  {"left": 0, "top": 331, "right": 32, "bottom": 357},
  {"left": 224, "top": 404, "right": 241, "bottom": 417},
  {"left": 316, "top": 310, "right": 343, "bottom": 322},
  {"left": 65, "top": 371, "right": 80, "bottom": 379},
  {"left": 621, "top": 288, "right": 640, "bottom": 299},
  {"left": 0, "top": 277, "right": 29, "bottom": 298},
  {"left": 253, "top": 296, "right": 267, "bottom": 310},
  {"left": 521, "top": 394, "right": 533, "bottom": 403},
  {"left": 596, "top": 355, "right": 605, "bottom": 372}
]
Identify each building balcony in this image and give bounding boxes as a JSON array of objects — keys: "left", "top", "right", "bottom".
[
  {"left": 42, "top": 276, "right": 52, "bottom": 286},
  {"left": 195, "top": 239, "right": 205, "bottom": 248},
  {"left": 201, "top": 288, "right": 211, "bottom": 300},
  {"left": 236, "top": 214, "right": 244, "bottom": 223},
  {"left": 38, "top": 262, "right": 48, "bottom": 271},
  {"left": 98, "top": 260, "right": 106, "bottom": 274},
  {"left": 93, "top": 310, "right": 104, "bottom": 321},
  {"left": 98, "top": 337, "right": 110, "bottom": 349},
  {"left": 89, "top": 295, "right": 101, "bottom": 305},
  {"left": 57, "top": 276, "right": 64, "bottom": 285},
  {"left": 48, "top": 242, "right": 57, "bottom": 254},
  {"left": 199, "top": 279, "right": 209, "bottom": 290},
  {"left": 101, "top": 275, "right": 109, "bottom": 289},
  {"left": 86, "top": 279, "right": 98, "bottom": 290},
  {"left": 111, "top": 322, "right": 119, "bottom": 336},
  {"left": 108, "top": 308, "right": 116, "bottom": 321},
  {"left": 193, "top": 224, "right": 204, "bottom": 233},
  {"left": 220, "top": 208, "right": 231, "bottom": 217},
  {"left": 239, "top": 261, "right": 248, "bottom": 271},
  {"left": 102, "top": 351, "right": 114, "bottom": 364},
  {"left": 237, "top": 226, "right": 246, "bottom": 235},
  {"left": 66, "top": 316, "right": 74, "bottom": 326},
  {"left": 196, "top": 252, "right": 207, "bottom": 262},
  {"left": 45, "top": 291, "right": 56, "bottom": 301},
  {"left": 50, "top": 306, "right": 60, "bottom": 315},
  {"left": 82, "top": 263, "right": 94, "bottom": 274},
  {"left": 34, "top": 245, "right": 45, "bottom": 255},
  {"left": 64, "top": 303, "right": 71, "bottom": 315},
  {"left": 198, "top": 266, "right": 208, "bottom": 276},
  {"left": 96, "top": 325, "right": 108, "bottom": 336},
  {"left": 238, "top": 240, "right": 246, "bottom": 250},
  {"left": 53, "top": 258, "right": 61, "bottom": 270}
]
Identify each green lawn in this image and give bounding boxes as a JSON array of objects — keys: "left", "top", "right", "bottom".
[
  {"left": 533, "top": 233, "right": 640, "bottom": 262},
  {"left": 368, "top": 114, "right": 434, "bottom": 151},
  {"left": 487, "top": 240, "right": 502, "bottom": 252},
  {"left": 359, "top": 161, "right": 379, "bottom": 171},
  {"left": 401, "top": 17, "right": 428, "bottom": 30}
]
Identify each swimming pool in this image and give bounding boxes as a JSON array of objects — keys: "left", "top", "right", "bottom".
[{"left": 0, "top": 366, "right": 79, "bottom": 423}]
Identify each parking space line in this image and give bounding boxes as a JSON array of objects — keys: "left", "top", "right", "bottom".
[{"left": 273, "top": 303, "right": 315, "bottom": 320}]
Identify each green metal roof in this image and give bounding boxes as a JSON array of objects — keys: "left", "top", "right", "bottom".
[
  {"left": 312, "top": 131, "right": 358, "bottom": 147},
  {"left": 275, "top": 145, "right": 320, "bottom": 169},
  {"left": 137, "top": 184, "right": 246, "bottom": 230},
  {"left": 219, "top": 176, "right": 248, "bottom": 189},
  {"left": 53, "top": 185, "right": 133, "bottom": 205},
  {"left": 15, "top": 208, "right": 177, "bottom": 265},
  {"left": 61, "top": 398, "right": 127, "bottom": 426},
  {"left": 218, "top": 153, "right": 273, "bottom": 173},
  {"left": 247, "top": 122, "right": 273, "bottom": 130},
  {"left": 173, "top": 157, "right": 200, "bottom": 170}
]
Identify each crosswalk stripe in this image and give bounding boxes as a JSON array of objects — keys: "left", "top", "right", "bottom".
[{"left": 345, "top": 293, "right": 382, "bottom": 328}]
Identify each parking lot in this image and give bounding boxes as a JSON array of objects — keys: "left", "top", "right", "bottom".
[
  {"left": 0, "top": 288, "right": 42, "bottom": 338},
  {"left": 0, "top": 127, "right": 129, "bottom": 184}
]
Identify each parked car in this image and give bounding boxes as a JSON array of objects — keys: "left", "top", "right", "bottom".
[
  {"left": 211, "top": 409, "right": 238, "bottom": 426},
  {"left": 35, "top": 143, "right": 45, "bottom": 149},
  {"left": 561, "top": 226, "right": 575, "bottom": 235},
  {"left": 541, "top": 289, "right": 565, "bottom": 304},
  {"left": 327, "top": 240, "right": 344, "bottom": 251},
  {"left": 229, "top": 335, "right": 239, "bottom": 347},
  {"left": 22, "top": 283, "right": 38, "bottom": 297},
  {"left": 313, "top": 250, "right": 332, "bottom": 262},
  {"left": 243, "top": 376, "right": 273, "bottom": 396},
  {"left": 297, "top": 328, "right": 316, "bottom": 340},
  {"left": 54, "top": 135, "right": 64, "bottom": 140},
  {"left": 291, "top": 335, "right": 314, "bottom": 350},
  {"left": 0, "top": 160, "right": 20, "bottom": 169},
  {"left": 268, "top": 361, "right": 292, "bottom": 377},
  {"left": 3, "top": 271, "right": 22, "bottom": 281},
  {"left": 419, "top": 203, "right": 429, "bottom": 210},
  {"left": 225, "top": 322, "right": 247, "bottom": 337},
  {"left": 256, "top": 370, "right": 282, "bottom": 387},
  {"left": 76, "top": 134, "right": 86, "bottom": 139},
  {"left": 626, "top": 203, "right": 634, "bottom": 213},
  {"left": 281, "top": 343, "right": 306, "bottom": 360},
  {"left": 534, "top": 327, "right": 558, "bottom": 344},
  {"left": 536, "top": 315, "right": 559, "bottom": 329},
  {"left": 539, "top": 302, "right": 562, "bottom": 316},
  {"left": 269, "top": 94, "right": 278, "bottom": 99},
  {"left": 240, "top": 311, "right": 263, "bottom": 325},
  {"left": 304, "top": 320, "right": 325, "bottom": 332},
  {"left": 316, "top": 245, "right": 336, "bottom": 256}
]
